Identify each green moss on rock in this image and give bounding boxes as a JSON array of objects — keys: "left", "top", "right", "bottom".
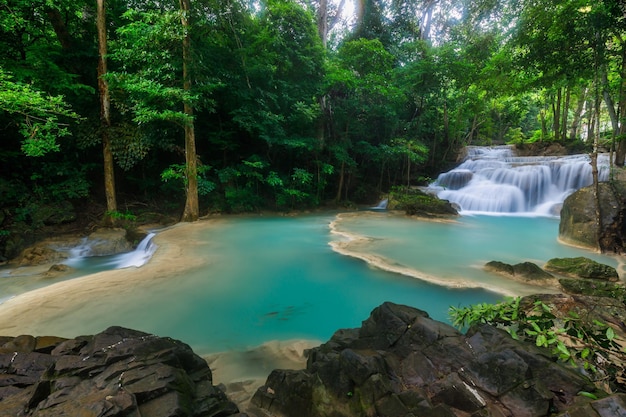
[
  {"left": 389, "top": 188, "right": 458, "bottom": 217},
  {"left": 545, "top": 257, "right": 619, "bottom": 281}
]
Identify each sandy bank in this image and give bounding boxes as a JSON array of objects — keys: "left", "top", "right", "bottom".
[
  {"left": 205, "top": 338, "right": 320, "bottom": 410},
  {"left": 0, "top": 220, "right": 220, "bottom": 337}
]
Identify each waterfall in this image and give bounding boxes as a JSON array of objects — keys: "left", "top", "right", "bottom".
[
  {"left": 114, "top": 233, "right": 157, "bottom": 268},
  {"left": 430, "top": 145, "right": 610, "bottom": 215},
  {"left": 371, "top": 199, "right": 389, "bottom": 210},
  {"left": 64, "top": 233, "right": 157, "bottom": 269}
]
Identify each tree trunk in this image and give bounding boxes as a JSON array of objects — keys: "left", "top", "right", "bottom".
[
  {"left": 592, "top": 88, "right": 602, "bottom": 252},
  {"left": 335, "top": 160, "right": 345, "bottom": 203},
  {"left": 553, "top": 88, "right": 561, "bottom": 140},
  {"left": 97, "top": 0, "right": 117, "bottom": 226},
  {"left": 180, "top": 0, "right": 199, "bottom": 222},
  {"left": 540, "top": 109, "right": 547, "bottom": 141},
  {"left": 569, "top": 86, "right": 586, "bottom": 140},
  {"left": 561, "top": 86, "right": 570, "bottom": 141},
  {"left": 47, "top": 9, "right": 73, "bottom": 51}
]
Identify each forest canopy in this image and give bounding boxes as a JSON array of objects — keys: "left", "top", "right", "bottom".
[{"left": 0, "top": 0, "right": 624, "bottom": 233}]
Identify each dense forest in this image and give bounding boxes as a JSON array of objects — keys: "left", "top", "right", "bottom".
[{"left": 0, "top": 0, "right": 625, "bottom": 257}]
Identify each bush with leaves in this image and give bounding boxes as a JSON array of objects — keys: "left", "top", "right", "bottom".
[{"left": 449, "top": 297, "right": 626, "bottom": 393}]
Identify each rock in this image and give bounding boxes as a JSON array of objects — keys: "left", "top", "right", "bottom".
[
  {"left": 0, "top": 326, "right": 243, "bottom": 417},
  {"left": 559, "top": 278, "right": 625, "bottom": 297},
  {"left": 85, "top": 228, "right": 133, "bottom": 256},
  {"left": 485, "top": 260, "right": 554, "bottom": 285},
  {"left": 15, "top": 245, "right": 67, "bottom": 266},
  {"left": 250, "top": 301, "right": 612, "bottom": 417},
  {"left": 559, "top": 182, "right": 626, "bottom": 253},
  {"left": 545, "top": 257, "right": 619, "bottom": 281},
  {"left": 43, "top": 263, "right": 72, "bottom": 278},
  {"left": 388, "top": 189, "right": 458, "bottom": 217}
]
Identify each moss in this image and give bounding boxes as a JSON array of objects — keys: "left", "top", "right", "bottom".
[
  {"left": 389, "top": 187, "right": 458, "bottom": 217},
  {"left": 545, "top": 257, "right": 619, "bottom": 281}
]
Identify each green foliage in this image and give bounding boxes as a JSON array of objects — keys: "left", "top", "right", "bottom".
[
  {"left": 0, "top": 68, "right": 79, "bottom": 156},
  {"left": 107, "top": 210, "right": 137, "bottom": 222},
  {"left": 161, "top": 164, "right": 215, "bottom": 196},
  {"left": 450, "top": 298, "right": 626, "bottom": 392}
]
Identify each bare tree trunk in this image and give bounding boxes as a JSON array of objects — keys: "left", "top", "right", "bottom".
[
  {"left": 569, "top": 86, "right": 586, "bottom": 140},
  {"left": 553, "top": 88, "right": 561, "bottom": 140},
  {"left": 561, "top": 86, "right": 570, "bottom": 141},
  {"left": 47, "top": 9, "right": 73, "bottom": 51},
  {"left": 335, "top": 160, "right": 345, "bottom": 203},
  {"left": 592, "top": 89, "right": 602, "bottom": 252},
  {"left": 97, "top": 0, "right": 117, "bottom": 226},
  {"left": 180, "top": 0, "right": 199, "bottom": 222},
  {"left": 540, "top": 109, "right": 548, "bottom": 141}
]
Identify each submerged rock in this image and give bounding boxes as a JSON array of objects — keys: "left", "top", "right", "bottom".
[
  {"left": 0, "top": 326, "right": 243, "bottom": 417},
  {"left": 250, "top": 301, "right": 616, "bottom": 417}
]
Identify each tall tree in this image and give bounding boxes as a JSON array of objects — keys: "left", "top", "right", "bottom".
[
  {"left": 97, "top": 0, "right": 118, "bottom": 225},
  {"left": 179, "top": 0, "right": 199, "bottom": 222}
]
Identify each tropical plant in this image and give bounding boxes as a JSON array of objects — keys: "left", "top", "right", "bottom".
[{"left": 450, "top": 297, "right": 626, "bottom": 393}]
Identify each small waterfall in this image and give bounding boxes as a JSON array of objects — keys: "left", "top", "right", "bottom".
[
  {"left": 371, "top": 199, "right": 389, "bottom": 210},
  {"left": 64, "top": 233, "right": 157, "bottom": 269},
  {"left": 114, "top": 233, "right": 157, "bottom": 268},
  {"left": 430, "top": 145, "right": 610, "bottom": 215}
]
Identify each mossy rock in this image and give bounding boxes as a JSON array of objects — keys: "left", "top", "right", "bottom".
[
  {"left": 512, "top": 262, "right": 554, "bottom": 281},
  {"left": 545, "top": 257, "right": 619, "bottom": 281},
  {"left": 559, "top": 278, "right": 625, "bottom": 297},
  {"left": 389, "top": 188, "right": 458, "bottom": 217},
  {"left": 485, "top": 260, "right": 553, "bottom": 283},
  {"left": 485, "top": 261, "right": 514, "bottom": 276}
]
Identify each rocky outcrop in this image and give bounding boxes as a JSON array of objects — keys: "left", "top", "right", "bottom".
[
  {"left": 0, "top": 326, "right": 244, "bottom": 417},
  {"left": 84, "top": 228, "right": 134, "bottom": 257},
  {"left": 485, "top": 260, "right": 555, "bottom": 285},
  {"left": 250, "top": 302, "right": 621, "bottom": 417},
  {"left": 559, "top": 179, "right": 626, "bottom": 253},
  {"left": 545, "top": 257, "right": 619, "bottom": 281},
  {"left": 388, "top": 189, "right": 458, "bottom": 218}
]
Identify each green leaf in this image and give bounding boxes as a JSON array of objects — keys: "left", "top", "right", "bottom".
[
  {"left": 606, "top": 327, "right": 615, "bottom": 341},
  {"left": 577, "top": 391, "right": 598, "bottom": 400},
  {"left": 536, "top": 334, "right": 547, "bottom": 347}
]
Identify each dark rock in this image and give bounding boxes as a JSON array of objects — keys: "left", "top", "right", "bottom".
[
  {"left": 545, "top": 257, "right": 619, "bottom": 281},
  {"left": 559, "top": 182, "right": 626, "bottom": 253},
  {"left": 251, "top": 302, "right": 613, "bottom": 417},
  {"left": 0, "top": 326, "right": 243, "bottom": 417},
  {"left": 485, "top": 260, "right": 554, "bottom": 284},
  {"left": 559, "top": 278, "right": 625, "bottom": 297},
  {"left": 388, "top": 188, "right": 458, "bottom": 217},
  {"left": 513, "top": 262, "right": 554, "bottom": 281}
]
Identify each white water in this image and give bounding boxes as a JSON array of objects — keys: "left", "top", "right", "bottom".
[
  {"left": 63, "top": 232, "right": 157, "bottom": 270},
  {"left": 430, "top": 145, "right": 610, "bottom": 215}
]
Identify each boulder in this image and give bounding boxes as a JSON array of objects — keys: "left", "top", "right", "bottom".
[
  {"left": 85, "top": 228, "right": 133, "bottom": 256},
  {"left": 0, "top": 326, "right": 244, "bottom": 417},
  {"left": 545, "top": 257, "right": 619, "bottom": 281},
  {"left": 250, "top": 301, "right": 614, "bottom": 417},
  {"left": 484, "top": 260, "right": 555, "bottom": 285},
  {"left": 559, "top": 278, "right": 625, "bottom": 297},
  {"left": 559, "top": 181, "right": 626, "bottom": 253},
  {"left": 388, "top": 189, "right": 458, "bottom": 218}
]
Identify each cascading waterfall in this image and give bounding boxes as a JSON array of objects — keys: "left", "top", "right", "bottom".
[
  {"left": 429, "top": 145, "right": 610, "bottom": 215},
  {"left": 64, "top": 233, "right": 157, "bottom": 269}
]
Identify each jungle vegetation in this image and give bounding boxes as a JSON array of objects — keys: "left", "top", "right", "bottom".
[{"left": 0, "top": 0, "right": 625, "bottom": 240}]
